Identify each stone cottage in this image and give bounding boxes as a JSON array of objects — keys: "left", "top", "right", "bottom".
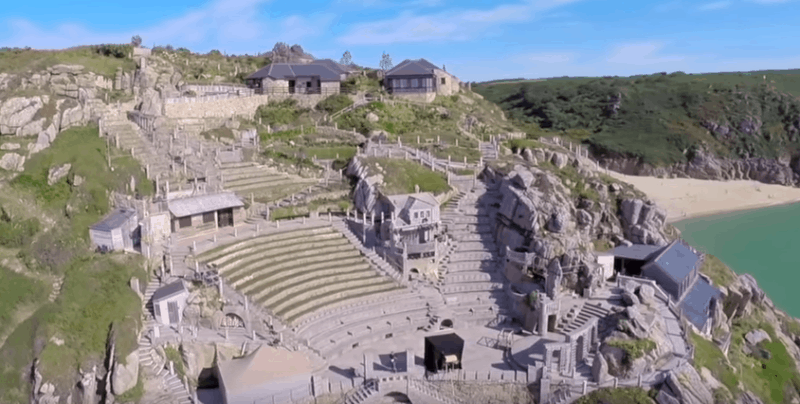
[
  {"left": 384, "top": 59, "right": 461, "bottom": 102},
  {"left": 244, "top": 60, "right": 345, "bottom": 95},
  {"left": 378, "top": 192, "right": 442, "bottom": 279},
  {"left": 167, "top": 192, "right": 245, "bottom": 237},
  {"left": 89, "top": 207, "right": 140, "bottom": 252},
  {"left": 151, "top": 280, "right": 189, "bottom": 326}
]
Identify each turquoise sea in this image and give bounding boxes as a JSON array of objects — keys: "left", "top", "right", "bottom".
[{"left": 673, "top": 202, "right": 800, "bottom": 318}]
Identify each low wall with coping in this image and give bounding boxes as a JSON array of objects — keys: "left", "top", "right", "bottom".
[{"left": 164, "top": 94, "right": 270, "bottom": 119}]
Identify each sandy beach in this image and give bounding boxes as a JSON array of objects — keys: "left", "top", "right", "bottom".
[{"left": 606, "top": 171, "right": 800, "bottom": 223}]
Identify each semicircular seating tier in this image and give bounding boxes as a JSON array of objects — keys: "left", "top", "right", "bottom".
[
  {"left": 218, "top": 161, "right": 318, "bottom": 203},
  {"left": 196, "top": 224, "right": 407, "bottom": 326}
]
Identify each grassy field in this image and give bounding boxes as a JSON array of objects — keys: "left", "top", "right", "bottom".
[
  {"left": 475, "top": 70, "right": 800, "bottom": 167},
  {"left": 606, "top": 338, "right": 656, "bottom": 364},
  {"left": 361, "top": 157, "right": 450, "bottom": 195},
  {"left": 0, "top": 267, "right": 48, "bottom": 334},
  {"left": 0, "top": 46, "right": 137, "bottom": 78},
  {"left": 699, "top": 255, "right": 738, "bottom": 288}
]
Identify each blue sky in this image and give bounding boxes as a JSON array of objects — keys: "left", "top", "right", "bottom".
[{"left": 2, "top": 0, "right": 799, "bottom": 82}]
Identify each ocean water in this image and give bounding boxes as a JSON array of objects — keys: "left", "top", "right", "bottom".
[{"left": 672, "top": 202, "right": 800, "bottom": 317}]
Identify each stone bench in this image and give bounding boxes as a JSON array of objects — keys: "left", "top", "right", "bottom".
[
  {"left": 258, "top": 266, "right": 376, "bottom": 307},
  {"left": 217, "top": 235, "right": 348, "bottom": 274},
  {"left": 242, "top": 258, "right": 366, "bottom": 297},
  {"left": 447, "top": 252, "right": 496, "bottom": 262},
  {"left": 444, "top": 272, "right": 493, "bottom": 283},
  {"left": 224, "top": 174, "right": 295, "bottom": 188},
  {"left": 311, "top": 307, "right": 429, "bottom": 349},
  {"left": 441, "top": 261, "right": 496, "bottom": 272},
  {"left": 271, "top": 275, "right": 391, "bottom": 314},
  {"left": 442, "top": 282, "right": 503, "bottom": 294},
  {"left": 227, "top": 177, "right": 311, "bottom": 193},
  {"left": 303, "top": 298, "right": 429, "bottom": 341},
  {"left": 280, "top": 282, "right": 400, "bottom": 322},
  {"left": 455, "top": 241, "right": 497, "bottom": 252},
  {"left": 293, "top": 289, "right": 411, "bottom": 333},
  {"left": 444, "top": 291, "right": 505, "bottom": 306},
  {"left": 199, "top": 225, "right": 333, "bottom": 262},
  {"left": 232, "top": 248, "right": 359, "bottom": 288},
  {"left": 320, "top": 313, "right": 430, "bottom": 358}
]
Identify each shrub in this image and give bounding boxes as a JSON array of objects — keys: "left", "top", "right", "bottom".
[
  {"left": 256, "top": 99, "right": 307, "bottom": 126},
  {"left": 316, "top": 94, "right": 354, "bottom": 114},
  {"left": 94, "top": 44, "right": 132, "bottom": 59}
]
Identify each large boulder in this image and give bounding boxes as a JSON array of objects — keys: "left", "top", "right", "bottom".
[
  {"left": 0, "top": 97, "right": 44, "bottom": 135},
  {"left": 664, "top": 362, "right": 714, "bottom": 404},
  {"left": 591, "top": 351, "right": 609, "bottom": 383},
  {"left": 139, "top": 88, "right": 163, "bottom": 116},
  {"left": 366, "top": 112, "right": 379, "bottom": 123},
  {"left": 637, "top": 284, "right": 656, "bottom": 306},
  {"left": 112, "top": 351, "right": 139, "bottom": 395},
  {"left": 0, "top": 143, "right": 20, "bottom": 150},
  {"left": 621, "top": 289, "right": 640, "bottom": 307},
  {"left": 745, "top": 329, "right": 771, "bottom": 346},
  {"left": 47, "top": 163, "right": 71, "bottom": 185},
  {"left": 0, "top": 153, "right": 26, "bottom": 172},
  {"left": 546, "top": 209, "right": 568, "bottom": 233}
]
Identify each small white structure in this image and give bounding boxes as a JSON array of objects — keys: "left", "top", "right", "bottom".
[
  {"left": 89, "top": 208, "right": 139, "bottom": 252},
  {"left": 379, "top": 192, "right": 442, "bottom": 277},
  {"left": 595, "top": 253, "right": 615, "bottom": 281},
  {"left": 151, "top": 280, "right": 189, "bottom": 326}
]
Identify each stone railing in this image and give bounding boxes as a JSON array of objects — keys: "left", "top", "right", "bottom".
[
  {"left": 164, "top": 91, "right": 256, "bottom": 104},
  {"left": 506, "top": 246, "right": 536, "bottom": 266},
  {"left": 127, "top": 111, "right": 159, "bottom": 132}
]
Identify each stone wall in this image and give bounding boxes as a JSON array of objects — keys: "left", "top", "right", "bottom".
[
  {"left": 393, "top": 91, "right": 437, "bottom": 103},
  {"left": 165, "top": 91, "right": 255, "bottom": 104},
  {"left": 180, "top": 84, "right": 249, "bottom": 96},
  {"left": 164, "top": 94, "right": 270, "bottom": 119},
  {"left": 433, "top": 69, "right": 461, "bottom": 96}
]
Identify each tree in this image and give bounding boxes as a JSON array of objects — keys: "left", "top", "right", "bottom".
[
  {"left": 131, "top": 35, "right": 142, "bottom": 47},
  {"left": 340, "top": 50, "right": 352, "bottom": 66},
  {"left": 379, "top": 52, "right": 393, "bottom": 72}
]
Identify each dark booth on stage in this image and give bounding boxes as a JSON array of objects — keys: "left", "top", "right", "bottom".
[{"left": 424, "top": 333, "right": 464, "bottom": 373}]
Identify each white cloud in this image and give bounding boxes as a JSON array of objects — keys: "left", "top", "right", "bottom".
[
  {"left": 698, "top": 1, "right": 732, "bottom": 10},
  {"left": 336, "top": 0, "right": 582, "bottom": 45},
  {"left": 0, "top": 0, "right": 331, "bottom": 54}
]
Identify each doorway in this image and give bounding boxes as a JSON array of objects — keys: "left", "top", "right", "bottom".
[
  {"left": 217, "top": 208, "right": 234, "bottom": 227},
  {"left": 547, "top": 314, "right": 557, "bottom": 332},
  {"left": 288, "top": 80, "right": 295, "bottom": 94}
]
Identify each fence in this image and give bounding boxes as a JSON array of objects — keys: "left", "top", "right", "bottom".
[
  {"left": 180, "top": 83, "right": 250, "bottom": 96},
  {"left": 253, "top": 86, "right": 356, "bottom": 96},
  {"left": 127, "top": 111, "right": 159, "bottom": 132},
  {"left": 165, "top": 91, "right": 256, "bottom": 104}
]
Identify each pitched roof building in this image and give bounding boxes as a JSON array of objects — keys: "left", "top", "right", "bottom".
[
  {"left": 245, "top": 59, "right": 351, "bottom": 95},
  {"left": 215, "top": 346, "right": 315, "bottom": 404},
  {"left": 384, "top": 58, "right": 461, "bottom": 101},
  {"left": 89, "top": 207, "right": 139, "bottom": 252}
]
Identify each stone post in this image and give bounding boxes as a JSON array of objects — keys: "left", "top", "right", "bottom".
[
  {"left": 255, "top": 223, "right": 259, "bottom": 235},
  {"left": 614, "top": 377, "right": 618, "bottom": 388},
  {"left": 224, "top": 328, "right": 229, "bottom": 340},
  {"left": 417, "top": 135, "right": 420, "bottom": 144},
  {"left": 169, "top": 361, "right": 175, "bottom": 376},
  {"left": 183, "top": 160, "right": 187, "bottom": 175},
  {"left": 153, "top": 325, "right": 160, "bottom": 339},
  {"left": 192, "top": 240, "right": 196, "bottom": 252},
  {"left": 328, "top": 212, "right": 332, "bottom": 222},
  {"left": 244, "top": 295, "right": 248, "bottom": 312},
  {"left": 276, "top": 220, "right": 280, "bottom": 228},
  {"left": 213, "top": 234, "right": 217, "bottom": 243},
  {"left": 583, "top": 380, "right": 587, "bottom": 395},
  {"left": 234, "top": 227, "right": 238, "bottom": 237},
  {"left": 638, "top": 374, "right": 643, "bottom": 387}
]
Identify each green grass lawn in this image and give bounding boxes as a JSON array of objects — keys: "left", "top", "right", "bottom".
[
  {"left": 689, "top": 330, "right": 740, "bottom": 393},
  {"left": 606, "top": 338, "right": 656, "bottom": 364},
  {"left": 0, "top": 266, "right": 48, "bottom": 334},
  {"left": 361, "top": 157, "right": 450, "bottom": 195}
]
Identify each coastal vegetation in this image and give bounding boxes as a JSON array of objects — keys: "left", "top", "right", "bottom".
[
  {"left": 574, "top": 387, "right": 654, "bottom": 404},
  {"left": 0, "top": 125, "right": 151, "bottom": 403},
  {"left": 361, "top": 157, "right": 449, "bottom": 195},
  {"left": 474, "top": 71, "right": 800, "bottom": 166}
]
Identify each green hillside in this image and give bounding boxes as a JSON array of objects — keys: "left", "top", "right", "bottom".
[{"left": 474, "top": 70, "right": 800, "bottom": 166}]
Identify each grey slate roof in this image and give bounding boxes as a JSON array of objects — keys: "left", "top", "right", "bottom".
[
  {"left": 679, "top": 277, "right": 721, "bottom": 329},
  {"left": 386, "top": 58, "right": 442, "bottom": 77},
  {"left": 168, "top": 192, "right": 244, "bottom": 218},
  {"left": 651, "top": 240, "right": 701, "bottom": 283},
  {"left": 90, "top": 208, "right": 137, "bottom": 232},
  {"left": 246, "top": 61, "right": 342, "bottom": 81},
  {"left": 309, "top": 59, "right": 353, "bottom": 75},
  {"left": 609, "top": 244, "right": 664, "bottom": 261},
  {"left": 152, "top": 280, "right": 188, "bottom": 303}
]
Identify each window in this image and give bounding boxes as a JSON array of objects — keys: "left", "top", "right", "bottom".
[
  {"left": 154, "top": 302, "right": 161, "bottom": 318},
  {"left": 306, "top": 81, "right": 311, "bottom": 88},
  {"left": 203, "top": 212, "right": 215, "bottom": 224},
  {"left": 414, "top": 212, "right": 419, "bottom": 219},
  {"left": 411, "top": 78, "right": 418, "bottom": 87},
  {"left": 441, "top": 77, "right": 446, "bottom": 85},
  {"left": 178, "top": 216, "right": 192, "bottom": 229}
]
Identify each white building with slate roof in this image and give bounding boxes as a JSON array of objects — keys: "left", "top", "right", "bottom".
[
  {"left": 89, "top": 207, "right": 139, "bottom": 252},
  {"left": 244, "top": 59, "right": 347, "bottom": 95},
  {"left": 384, "top": 58, "right": 462, "bottom": 100},
  {"left": 167, "top": 192, "right": 245, "bottom": 237},
  {"left": 378, "top": 192, "right": 442, "bottom": 278},
  {"left": 151, "top": 280, "right": 189, "bottom": 326}
]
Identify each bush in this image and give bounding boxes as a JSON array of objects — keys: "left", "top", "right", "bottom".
[
  {"left": 256, "top": 99, "right": 307, "bottom": 126},
  {"left": 606, "top": 339, "right": 657, "bottom": 365},
  {"left": 316, "top": 94, "right": 354, "bottom": 114},
  {"left": 93, "top": 44, "right": 132, "bottom": 59}
]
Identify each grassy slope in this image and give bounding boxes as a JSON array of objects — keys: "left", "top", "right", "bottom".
[
  {"left": 474, "top": 70, "right": 800, "bottom": 166},
  {"left": 0, "top": 47, "right": 136, "bottom": 78},
  {"left": 0, "top": 125, "right": 150, "bottom": 403},
  {"left": 152, "top": 48, "right": 268, "bottom": 84},
  {"left": 362, "top": 157, "right": 449, "bottom": 195}
]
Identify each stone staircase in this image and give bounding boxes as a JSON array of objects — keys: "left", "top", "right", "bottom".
[
  {"left": 343, "top": 380, "right": 379, "bottom": 404},
  {"left": 559, "top": 302, "right": 610, "bottom": 334},
  {"left": 102, "top": 111, "right": 175, "bottom": 183},
  {"left": 331, "top": 218, "right": 403, "bottom": 282},
  {"left": 479, "top": 141, "right": 498, "bottom": 161}
]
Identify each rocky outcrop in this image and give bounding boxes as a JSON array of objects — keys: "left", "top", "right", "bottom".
[
  {"left": 619, "top": 198, "right": 668, "bottom": 246},
  {"left": 348, "top": 157, "right": 383, "bottom": 215},
  {"left": 0, "top": 153, "right": 26, "bottom": 172},
  {"left": 662, "top": 362, "right": 714, "bottom": 404},
  {"left": 0, "top": 96, "right": 44, "bottom": 135},
  {"left": 112, "top": 351, "right": 139, "bottom": 395},
  {"left": 47, "top": 163, "right": 71, "bottom": 185},
  {"left": 600, "top": 145, "right": 800, "bottom": 187},
  {"left": 591, "top": 351, "right": 610, "bottom": 383}
]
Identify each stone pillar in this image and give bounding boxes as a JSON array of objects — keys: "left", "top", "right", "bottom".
[
  {"left": 583, "top": 380, "right": 587, "bottom": 395},
  {"left": 169, "top": 361, "right": 175, "bottom": 376},
  {"left": 213, "top": 234, "right": 217, "bottom": 243},
  {"left": 224, "top": 328, "right": 229, "bottom": 340},
  {"left": 214, "top": 210, "right": 218, "bottom": 230},
  {"left": 218, "top": 278, "right": 224, "bottom": 300},
  {"left": 638, "top": 374, "right": 642, "bottom": 387},
  {"left": 614, "top": 377, "right": 618, "bottom": 388},
  {"left": 363, "top": 353, "right": 369, "bottom": 380},
  {"left": 153, "top": 325, "right": 160, "bottom": 339},
  {"left": 234, "top": 227, "right": 238, "bottom": 237},
  {"left": 255, "top": 223, "right": 259, "bottom": 235}
]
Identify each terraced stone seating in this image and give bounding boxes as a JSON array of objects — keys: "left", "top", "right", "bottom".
[
  {"left": 293, "top": 288, "right": 410, "bottom": 332},
  {"left": 219, "top": 161, "right": 318, "bottom": 202},
  {"left": 560, "top": 302, "right": 610, "bottom": 334},
  {"left": 444, "top": 272, "right": 494, "bottom": 284},
  {"left": 321, "top": 312, "right": 431, "bottom": 358},
  {"left": 197, "top": 225, "right": 402, "bottom": 325}
]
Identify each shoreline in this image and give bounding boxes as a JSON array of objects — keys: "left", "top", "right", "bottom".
[{"left": 605, "top": 171, "right": 800, "bottom": 223}]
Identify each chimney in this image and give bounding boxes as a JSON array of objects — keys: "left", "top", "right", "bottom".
[{"left": 443, "top": 64, "right": 446, "bottom": 72}]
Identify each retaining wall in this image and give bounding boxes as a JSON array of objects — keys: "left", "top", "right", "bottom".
[{"left": 164, "top": 94, "right": 270, "bottom": 119}]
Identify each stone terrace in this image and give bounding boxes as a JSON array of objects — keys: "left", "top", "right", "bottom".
[
  {"left": 218, "top": 161, "right": 318, "bottom": 203},
  {"left": 196, "top": 225, "right": 404, "bottom": 327}
]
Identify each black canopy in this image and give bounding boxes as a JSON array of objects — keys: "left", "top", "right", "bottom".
[{"left": 424, "top": 333, "right": 464, "bottom": 373}]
